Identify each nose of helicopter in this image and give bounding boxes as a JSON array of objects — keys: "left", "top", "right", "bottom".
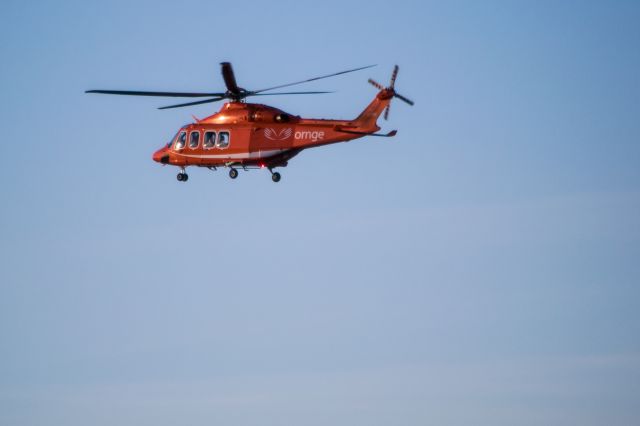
[{"left": 152, "top": 147, "right": 170, "bottom": 164}]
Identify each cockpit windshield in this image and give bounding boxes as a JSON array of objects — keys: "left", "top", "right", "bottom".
[
  {"left": 167, "top": 130, "right": 180, "bottom": 148},
  {"left": 167, "top": 125, "right": 190, "bottom": 149}
]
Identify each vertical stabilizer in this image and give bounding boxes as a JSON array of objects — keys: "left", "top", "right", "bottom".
[{"left": 353, "top": 65, "right": 414, "bottom": 131}]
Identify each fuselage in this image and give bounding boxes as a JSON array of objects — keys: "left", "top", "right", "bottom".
[{"left": 152, "top": 96, "right": 389, "bottom": 169}]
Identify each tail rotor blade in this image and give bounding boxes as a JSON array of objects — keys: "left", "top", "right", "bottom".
[
  {"left": 368, "top": 78, "right": 385, "bottom": 90},
  {"left": 389, "top": 65, "right": 399, "bottom": 89},
  {"left": 394, "top": 92, "right": 414, "bottom": 106}
]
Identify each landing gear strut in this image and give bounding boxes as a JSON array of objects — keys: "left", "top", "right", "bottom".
[
  {"left": 229, "top": 168, "right": 238, "bottom": 179},
  {"left": 177, "top": 168, "right": 188, "bottom": 182},
  {"left": 269, "top": 168, "right": 281, "bottom": 183}
]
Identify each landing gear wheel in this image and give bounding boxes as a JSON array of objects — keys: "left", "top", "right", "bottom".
[
  {"left": 229, "top": 168, "right": 238, "bottom": 179},
  {"left": 271, "top": 172, "right": 281, "bottom": 183},
  {"left": 177, "top": 167, "right": 189, "bottom": 182}
]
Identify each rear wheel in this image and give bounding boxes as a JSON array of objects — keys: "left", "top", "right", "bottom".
[
  {"left": 229, "top": 168, "right": 238, "bottom": 179},
  {"left": 271, "top": 172, "right": 281, "bottom": 183}
]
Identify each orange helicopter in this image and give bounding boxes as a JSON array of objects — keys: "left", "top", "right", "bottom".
[{"left": 86, "top": 62, "right": 413, "bottom": 182}]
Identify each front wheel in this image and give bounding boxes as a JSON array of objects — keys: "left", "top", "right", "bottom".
[
  {"left": 229, "top": 168, "right": 238, "bottom": 179},
  {"left": 271, "top": 172, "right": 281, "bottom": 183}
]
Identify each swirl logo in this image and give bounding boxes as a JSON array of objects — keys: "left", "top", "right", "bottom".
[{"left": 264, "top": 128, "right": 293, "bottom": 141}]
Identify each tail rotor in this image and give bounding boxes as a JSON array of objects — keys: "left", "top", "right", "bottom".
[{"left": 368, "top": 65, "right": 414, "bottom": 120}]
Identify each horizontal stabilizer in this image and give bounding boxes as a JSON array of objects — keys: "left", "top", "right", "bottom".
[{"left": 335, "top": 128, "right": 397, "bottom": 137}]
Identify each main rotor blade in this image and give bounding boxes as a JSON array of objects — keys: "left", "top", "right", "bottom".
[
  {"left": 158, "top": 97, "right": 225, "bottom": 110},
  {"left": 85, "top": 90, "right": 225, "bottom": 97},
  {"left": 248, "top": 91, "right": 333, "bottom": 96},
  {"left": 394, "top": 92, "right": 415, "bottom": 106},
  {"left": 383, "top": 104, "right": 391, "bottom": 120},
  {"left": 220, "top": 62, "right": 241, "bottom": 94},
  {"left": 254, "top": 64, "right": 376, "bottom": 94}
]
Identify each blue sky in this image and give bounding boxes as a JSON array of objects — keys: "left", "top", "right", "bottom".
[{"left": 1, "top": 1, "right": 639, "bottom": 425}]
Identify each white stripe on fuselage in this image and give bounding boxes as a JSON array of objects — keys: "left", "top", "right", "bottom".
[{"left": 172, "top": 149, "right": 286, "bottom": 160}]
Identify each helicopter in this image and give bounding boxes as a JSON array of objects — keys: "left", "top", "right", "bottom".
[{"left": 86, "top": 62, "right": 413, "bottom": 182}]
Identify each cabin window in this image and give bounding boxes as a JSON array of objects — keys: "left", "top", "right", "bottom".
[
  {"left": 189, "top": 131, "right": 200, "bottom": 149},
  {"left": 204, "top": 131, "right": 216, "bottom": 149},
  {"left": 217, "top": 131, "right": 230, "bottom": 149},
  {"left": 175, "top": 131, "right": 187, "bottom": 150}
]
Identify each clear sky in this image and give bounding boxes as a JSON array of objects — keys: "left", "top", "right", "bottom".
[{"left": 1, "top": 0, "right": 639, "bottom": 425}]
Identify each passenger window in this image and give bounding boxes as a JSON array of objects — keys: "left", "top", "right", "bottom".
[
  {"left": 217, "top": 131, "right": 230, "bottom": 149},
  {"left": 189, "top": 131, "right": 200, "bottom": 149},
  {"left": 175, "top": 131, "right": 187, "bottom": 150},
  {"left": 204, "top": 131, "right": 216, "bottom": 149}
]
